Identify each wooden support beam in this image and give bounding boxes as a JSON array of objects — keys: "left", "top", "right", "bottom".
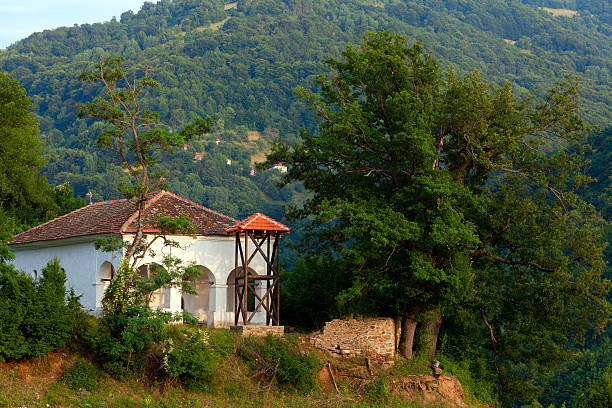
[
  {"left": 232, "top": 228, "right": 284, "bottom": 327},
  {"left": 236, "top": 274, "right": 276, "bottom": 280},
  {"left": 266, "top": 234, "right": 271, "bottom": 325},
  {"left": 247, "top": 280, "right": 276, "bottom": 323},
  {"left": 243, "top": 231, "right": 248, "bottom": 325},
  {"left": 234, "top": 232, "right": 239, "bottom": 325}
]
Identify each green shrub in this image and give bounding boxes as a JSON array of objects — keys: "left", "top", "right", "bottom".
[
  {"left": 89, "top": 306, "right": 175, "bottom": 379},
  {"left": 59, "top": 359, "right": 101, "bottom": 391},
  {"left": 238, "top": 335, "right": 321, "bottom": 393},
  {"left": 0, "top": 258, "right": 80, "bottom": 362},
  {"left": 437, "top": 355, "right": 498, "bottom": 406},
  {"left": 209, "top": 329, "right": 237, "bottom": 359},
  {"left": 364, "top": 378, "right": 390, "bottom": 405},
  {"left": 164, "top": 329, "right": 218, "bottom": 391}
]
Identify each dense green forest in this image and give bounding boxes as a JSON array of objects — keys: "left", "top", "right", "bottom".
[
  {"left": 0, "top": 0, "right": 610, "bottom": 213},
  {"left": 0, "top": 1, "right": 610, "bottom": 407}
]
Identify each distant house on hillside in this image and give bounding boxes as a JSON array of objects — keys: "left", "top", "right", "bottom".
[
  {"left": 9, "top": 191, "right": 290, "bottom": 327},
  {"left": 272, "top": 163, "right": 287, "bottom": 173}
]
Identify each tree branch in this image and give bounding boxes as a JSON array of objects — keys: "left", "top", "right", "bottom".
[{"left": 470, "top": 249, "right": 556, "bottom": 272}]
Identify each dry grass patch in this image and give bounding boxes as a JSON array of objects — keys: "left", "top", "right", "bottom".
[
  {"left": 209, "top": 17, "right": 231, "bottom": 31},
  {"left": 251, "top": 151, "right": 267, "bottom": 165},
  {"left": 195, "top": 17, "right": 231, "bottom": 32},
  {"left": 247, "top": 130, "right": 261, "bottom": 141}
]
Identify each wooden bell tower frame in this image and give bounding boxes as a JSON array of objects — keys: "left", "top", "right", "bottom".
[{"left": 227, "top": 213, "right": 290, "bottom": 326}]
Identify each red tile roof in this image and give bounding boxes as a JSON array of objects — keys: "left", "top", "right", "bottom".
[
  {"left": 227, "top": 213, "right": 291, "bottom": 233},
  {"left": 11, "top": 191, "right": 238, "bottom": 245}
]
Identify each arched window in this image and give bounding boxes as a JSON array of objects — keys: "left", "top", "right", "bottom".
[
  {"left": 138, "top": 263, "right": 169, "bottom": 309},
  {"left": 182, "top": 265, "right": 215, "bottom": 324},
  {"left": 97, "top": 261, "right": 116, "bottom": 309},
  {"left": 99, "top": 262, "right": 115, "bottom": 282}
]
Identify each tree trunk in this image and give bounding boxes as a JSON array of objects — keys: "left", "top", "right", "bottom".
[
  {"left": 398, "top": 316, "right": 418, "bottom": 359},
  {"left": 394, "top": 317, "right": 401, "bottom": 350},
  {"left": 418, "top": 311, "right": 442, "bottom": 359}
]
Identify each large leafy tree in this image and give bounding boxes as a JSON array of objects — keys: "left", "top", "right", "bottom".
[
  {"left": 0, "top": 71, "right": 55, "bottom": 250},
  {"left": 266, "top": 31, "right": 609, "bottom": 403},
  {"left": 0, "top": 72, "right": 85, "bottom": 257}
]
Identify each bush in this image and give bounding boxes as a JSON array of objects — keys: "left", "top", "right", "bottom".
[
  {"left": 364, "top": 378, "right": 390, "bottom": 405},
  {"left": 209, "top": 329, "right": 237, "bottom": 359},
  {"left": 164, "top": 329, "right": 218, "bottom": 391},
  {"left": 89, "top": 306, "right": 175, "bottom": 379},
  {"left": 60, "top": 359, "right": 100, "bottom": 391},
  {"left": 238, "top": 335, "right": 321, "bottom": 393},
  {"left": 437, "top": 354, "right": 498, "bottom": 406},
  {"left": 0, "top": 258, "right": 80, "bottom": 362}
]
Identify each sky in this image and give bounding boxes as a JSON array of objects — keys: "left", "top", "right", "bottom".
[{"left": 0, "top": 0, "right": 149, "bottom": 48}]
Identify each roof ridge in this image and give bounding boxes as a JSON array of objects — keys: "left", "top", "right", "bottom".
[
  {"left": 256, "top": 213, "right": 290, "bottom": 230},
  {"left": 120, "top": 190, "right": 165, "bottom": 233},
  {"left": 227, "top": 212, "right": 290, "bottom": 232},
  {"left": 11, "top": 191, "right": 239, "bottom": 244},
  {"left": 240, "top": 213, "right": 261, "bottom": 229},
  {"left": 163, "top": 191, "right": 239, "bottom": 223}
]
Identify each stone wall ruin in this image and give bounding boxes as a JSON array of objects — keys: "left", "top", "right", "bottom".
[{"left": 310, "top": 317, "right": 395, "bottom": 364}]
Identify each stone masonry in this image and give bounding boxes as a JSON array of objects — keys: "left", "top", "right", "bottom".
[
  {"left": 230, "top": 325, "right": 284, "bottom": 337},
  {"left": 311, "top": 318, "right": 395, "bottom": 364}
]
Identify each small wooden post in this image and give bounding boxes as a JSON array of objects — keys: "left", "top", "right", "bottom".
[{"left": 234, "top": 232, "right": 239, "bottom": 325}]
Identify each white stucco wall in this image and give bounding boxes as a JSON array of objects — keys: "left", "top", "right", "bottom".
[
  {"left": 9, "top": 233, "right": 277, "bottom": 328},
  {"left": 8, "top": 235, "right": 121, "bottom": 311},
  {"left": 127, "top": 233, "right": 270, "bottom": 327}
]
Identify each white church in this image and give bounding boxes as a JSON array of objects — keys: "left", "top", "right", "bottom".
[{"left": 9, "top": 191, "right": 290, "bottom": 327}]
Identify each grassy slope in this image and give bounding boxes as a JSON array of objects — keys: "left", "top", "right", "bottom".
[{"left": 0, "top": 331, "right": 490, "bottom": 408}]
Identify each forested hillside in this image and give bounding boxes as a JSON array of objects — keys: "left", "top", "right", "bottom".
[
  {"left": 0, "top": 1, "right": 610, "bottom": 407},
  {"left": 0, "top": 0, "right": 610, "bottom": 215}
]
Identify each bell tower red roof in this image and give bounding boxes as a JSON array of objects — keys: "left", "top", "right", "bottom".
[{"left": 226, "top": 213, "right": 291, "bottom": 233}]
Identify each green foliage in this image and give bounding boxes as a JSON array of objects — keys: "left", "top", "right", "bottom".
[
  {"left": 2, "top": 0, "right": 610, "bottom": 225},
  {"left": 281, "top": 255, "right": 352, "bottom": 331},
  {"left": 59, "top": 359, "right": 101, "bottom": 391},
  {"left": 436, "top": 354, "right": 499, "bottom": 407},
  {"left": 576, "top": 368, "right": 612, "bottom": 408},
  {"left": 101, "top": 256, "right": 203, "bottom": 313},
  {"left": 538, "top": 335, "right": 612, "bottom": 408},
  {"left": 0, "top": 71, "right": 77, "bottom": 247},
  {"left": 364, "top": 378, "right": 390, "bottom": 406},
  {"left": 267, "top": 30, "right": 609, "bottom": 405},
  {"left": 50, "top": 183, "right": 87, "bottom": 215},
  {"left": 238, "top": 335, "right": 321, "bottom": 394},
  {"left": 0, "top": 258, "right": 81, "bottom": 362},
  {"left": 90, "top": 318, "right": 235, "bottom": 390},
  {"left": 89, "top": 306, "right": 176, "bottom": 379},
  {"left": 77, "top": 56, "right": 212, "bottom": 263},
  {"left": 101, "top": 258, "right": 141, "bottom": 312},
  {"left": 164, "top": 329, "right": 217, "bottom": 391},
  {"left": 208, "top": 328, "right": 238, "bottom": 359}
]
